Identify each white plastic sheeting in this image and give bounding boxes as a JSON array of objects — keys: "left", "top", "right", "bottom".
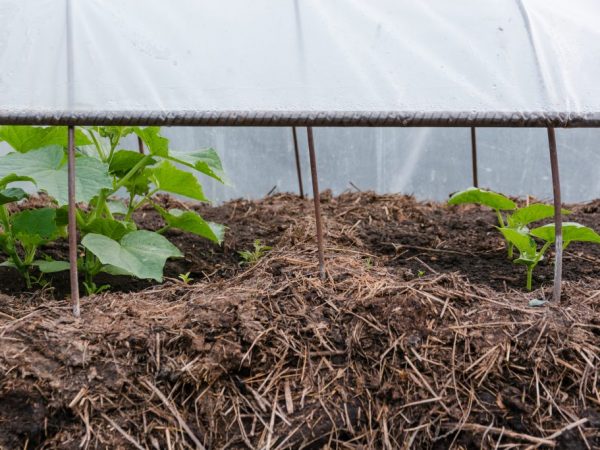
[
  {"left": 1, "top": 0, "right": 600, "bottom": 125},
  {"left": 155, "top": 127, "right": 600, "bottom": 203}
]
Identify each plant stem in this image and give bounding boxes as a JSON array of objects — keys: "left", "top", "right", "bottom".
[
  {"left": 113, "top": 155, "right": 152, "bottom": 193},
  {"left": 87, "top": 129, "right": 107, "bottom": 161},
  {"left": 0, "top": 205, "right": 28, "bottom": 284},
  {"left": 125, "top": 189, "right": 158, "bottom": 222},
  {"left": 508, "top": 243, "right": 514, "bottom": 259},
  {"left": 495, "top": 210, "right": 505, "bottom": 228},
  {"left": 526, "top": 267, "right": 533, "bottom": 291},
  {"left": 156, "top": 225, "right": 170, "bottom": 234}
]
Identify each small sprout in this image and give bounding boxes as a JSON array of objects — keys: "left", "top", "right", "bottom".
[
  {"left": 417, "top": 270, "right": 426, "bottom": 277},
  {"left": 83, "top": 280, "right": 110, "bottom": 296},
  {"left": 239, "top": 239, "right": 272, "bottom": 265},
  {"left": 364, "top": 257, "right": 373, "bottom": 269},
  {"left": 178, "top": 272, "right": 193, "bottom": 284}
]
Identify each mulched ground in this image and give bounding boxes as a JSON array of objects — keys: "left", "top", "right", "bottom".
[{"left": 1, "top": 192, "right": 599, "bottom": 449}]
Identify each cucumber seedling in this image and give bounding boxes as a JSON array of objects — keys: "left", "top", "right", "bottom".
[
  {"left": 449, "top": 187, "right": 567, "bottom": 258},
  {"left": 448, "top": 187, "right": 600, "bottom": 290}
]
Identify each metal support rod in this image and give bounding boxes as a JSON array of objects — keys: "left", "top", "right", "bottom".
[
  {"left": 306, "top": 127, "right": 325, "bottom": 279},
  {"left": 67, "top": 126, "right": 80, "bottom": 317},
  {"left": 291, "top": 127, "right": 305, "bottom": 198},
  {"left": 547, "top": 127, "right": 562, "bottom": 301},
  {"left": 138, "top": 136, "right": 145, "bottom": 154},
  {"left": 470, "top": 127, "right": 479, "bottom": 187}
]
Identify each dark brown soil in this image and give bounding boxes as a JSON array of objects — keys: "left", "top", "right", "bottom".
[
  {"left": 0, "top": 192, "right": 599, "bottom": 449},
  {"left": 3, "top": 192, "right": 600, "bottom": 298}
]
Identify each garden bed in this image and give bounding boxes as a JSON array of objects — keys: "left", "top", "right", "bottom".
[{"left": 1, "top": 192, "right": 599, "bottom": 448}]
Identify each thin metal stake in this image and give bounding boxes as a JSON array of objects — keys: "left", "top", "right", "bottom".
[
  {"left": 547, "top": 128, "right": 562, "bottom": 301},
  {"left": 138, "top": 136, "right": 144, "bottom": 154},
  {"left": 306, "top": 127, "right": 325, "bottom": 279},
  {"left": 67, "top": 126, "right": 80, "bottom": 317},
  {"left": 291, "top": 127, "right": 305, "bottom": 198},
  {"left": 470, "top": 127, "right": 479, "bottom": 187}
]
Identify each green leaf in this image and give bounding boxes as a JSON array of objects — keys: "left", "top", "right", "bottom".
[
  {"left": 0, "top": 174, "right": 35, "bottom": 189},
  {"left": 530, "top": 222, "right": 600, "bottom": 246},
  {"left": 0, "top": 126, "right": 90, "bottom": 153},
  {"left": 82, "top": 218, "right": 136, "bottom": 241},
  {"left": 448, "top": 187, "right": 516, "bottom": 210},
  {"left": 498, "top": 227, "right": 537, "bottom": 259},
  {"left": 161, "top": 208, "right": 224, "bottom": 243},
  {"left": 134, "top": 127, "right": 168, "bottom": 157},
  {"left": 168, "top": 148, "right": 228, "bottom": 184},
  {"left": 81, "top": 230, "right": 182, "bottom": 281},
  {"left": 12, "top": 208, "right": 60, "bottom": 246},
  {"left": 508, "top": 204, "right": 570, "bottom": 228},
  {"left": 0, "top": 146, "right": 112, "bottom": 205},
  {"left": 0, "top": 187, "right": 28, "bottom": 205},
  {"left": 107, "top": 199, "right": 129, "bottom": 216},
  {"left": 109, "top": 150, "right": 156, "bottom": 175},
  {"left": 34, "top": 259, "right": 70, "bottom": 273},
  {"left": 147, "top": 161, "right": 208, "bottom": 202},
  {"left": 0, "top": 233, "right": 8, "bottom": 252},
  {"left": 0, "top": 260, "right": 18, "bottom": 269}
]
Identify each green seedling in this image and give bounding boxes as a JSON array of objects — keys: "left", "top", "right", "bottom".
[
  {"left": 0, "top": 125, "right": 227, "bottom": 291},
  {"left": 449, "top": 187, "right": 569, "bottom": 258},
  {"left": 178, "top": 272, "right": 193, "bottom": 284},
  {"left": 83, "top": 280, "right": 111, "bottom": 296},
  {"left": 239, "top": 240, "right": 272, "bottom": 265},
  {"left": 501, "top": 222, "right": 600, "bottom": 290},
  {"left": 0, "top": 174, "right": 67, "bottom": 287},
  {"left": 449, "top": 187, "right": 600, "bottom": 291},
  {"left": 499, "top": 227, "right": 551, "bottom": 291}
]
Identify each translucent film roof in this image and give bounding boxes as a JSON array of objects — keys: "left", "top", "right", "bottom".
[{"left": 1, "top": 0, "right": 600, "bottom": 126}]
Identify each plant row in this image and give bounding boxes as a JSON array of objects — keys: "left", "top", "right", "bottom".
[{"left": 0, "top": 126, "right": 226, "bottom": 294}]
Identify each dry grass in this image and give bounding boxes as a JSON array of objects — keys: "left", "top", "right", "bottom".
[{"left": 0, "top": 196, "right": 599, "bottom": 449}]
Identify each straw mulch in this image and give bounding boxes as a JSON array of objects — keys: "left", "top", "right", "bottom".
[{"left": 1, "top": 197, "right": 599, "bottom": 449}]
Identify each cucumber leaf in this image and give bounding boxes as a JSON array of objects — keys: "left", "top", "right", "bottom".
[
  {"left": 134, "top": 127, "right": 168, "bottom": 157},
  {"left": 498, "top": 227, "right": 537, "bottom": 261},
  {"left": 0, "top": 146, "right": 112, "bottom": 205},
  {"left": 0, "top": 126, "right": 90, "bottom": 153},
  {"left": 157, "top": 206, "right": 224, "bottom": 243},
  {"left": 0, "top": 188, "right": 28, "bottom": 205},
  {"left": 0, "top": 174, "right": 35, "bottom": 189},
  {"left": 81, "top": 230, "right": 182, "bottom": 281},
  {"left": 81, "top": 218, "right": 136, "bottom": 241},
  {"left": 168, "top": 148, "right": 228, "bottom": 184},
  {"left": 449, "top": 187, "right": 516, "bottom": 210},
  {"left": 34, "top": 260, "right": 70, "bottom": 273},
  {"left": 508, "top": 204, "right": 570, "bottom": 228},
  {"left": 530, "top": 222, "right": 600, "bottom": 246},
  {"left": 107, "top": 199, "right": 129, "bottom": 216},
  {"left": 12, "top": 208, "right": 61, "bottom": 246},
  {"left": 147, "top": 161, "right": 208, "bottom": 202},
  {"left": 109, "top": 150, "right": 156, "bottom": 176}
]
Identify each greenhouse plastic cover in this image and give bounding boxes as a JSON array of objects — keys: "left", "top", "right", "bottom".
[{"left": 1, "top": 0, "right": 600, "bottom": 127}]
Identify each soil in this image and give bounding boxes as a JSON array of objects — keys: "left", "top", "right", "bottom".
[{"left": 0, "top": 192, "right": 599, "bottom": 449}]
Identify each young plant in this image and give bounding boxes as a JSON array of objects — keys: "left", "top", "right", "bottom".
[
  {"left": 0, "top": 174, "right": 67, "bottom": 287},
  {"left": 239, "top": 240, "right": 272, "bottom": 265},
  {"left": 178, "top": 272, "right": 193, "bottom": 284},
  {"left": 448, "top": 187, "right": 568, "bottom": 258},
  {"left": 0, "top": 125, "right": 227, "bottom": 291},
  {"left": 498, "top": 228, "right": 551, "bottom": 291},
  {"left": 449, "top": 187, "right": 600, "bottom": 291}
]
